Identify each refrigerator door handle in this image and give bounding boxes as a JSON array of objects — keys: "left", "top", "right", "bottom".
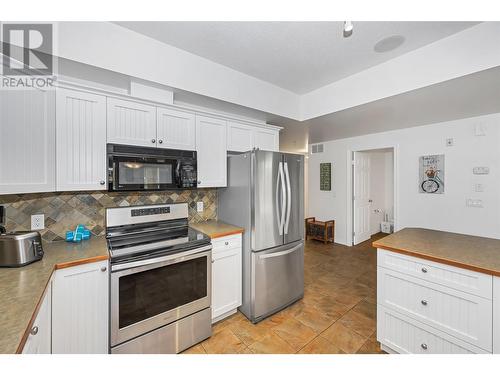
[
  {"left": 275, "top": 162, "right": 285, "bottom": 235},
  {"left": 258, "top": 243, "right": 302, "bottom": 259},
  {"left": 284, "top": 161, "right": 292, "bottom": 234}
]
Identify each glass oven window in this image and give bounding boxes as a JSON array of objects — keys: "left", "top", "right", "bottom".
[
  {"left": 118, "top": 257, "right": 207, "bottom": 329},
  {"left": 118, "top": 161, "right": 173, "bottom": 186}
]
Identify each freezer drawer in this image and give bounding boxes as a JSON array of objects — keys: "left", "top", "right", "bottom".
[{"left": 252, "top": 241, "right": 304, "bottom": 321}]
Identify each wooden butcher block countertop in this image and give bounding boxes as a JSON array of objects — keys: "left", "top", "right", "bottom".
[
  {"left": 373, "top": 228, "right": 500, "bottom": 276},
  {"left": 190, "top": 220, "right": 244, "bottom": 239},
  {"left": 0, "top": 236, "right": 109, "bottom": 354}
]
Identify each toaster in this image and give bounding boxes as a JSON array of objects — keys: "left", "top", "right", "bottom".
[{"left": 0, "top": 231, "right": 44, "bottom": 267}]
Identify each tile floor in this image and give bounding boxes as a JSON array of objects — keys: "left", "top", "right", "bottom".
[{"left": 183, "top": 233, "right": 387, "bottom": 354}]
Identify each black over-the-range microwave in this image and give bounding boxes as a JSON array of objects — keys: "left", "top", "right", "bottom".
[{"left": 107, "top": 144, "right": 198, "bottom": 191}]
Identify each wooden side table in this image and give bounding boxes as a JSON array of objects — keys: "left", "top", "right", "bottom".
[{"left": 305, "top": 217, "right": 335, "bottom": 244}]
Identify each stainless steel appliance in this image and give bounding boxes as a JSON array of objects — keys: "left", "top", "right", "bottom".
[
  {"left": 218, "top": 150, "right": 304, "bottom": 323},
  {"left": 107, "top": 144, "right": 198, "bottom": 191},
  {"left": 0, "top": 231, "right": 44, "bottom": 267},
  {"left": 106, "top": 203, "right": 212, "bottom": 354}
]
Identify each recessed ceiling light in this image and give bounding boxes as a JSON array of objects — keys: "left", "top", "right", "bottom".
[
  {"left": 343, "top": 21, "right": 353, "bottom": 38},
  {"left": 374, "top": 35, "right": 405, "bottom": 53}
]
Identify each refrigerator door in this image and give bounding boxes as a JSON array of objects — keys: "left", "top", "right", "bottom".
[
  {"left": 283, "top": 153, "right": 304, "bottom": 245},
  {"left": 252, "top": 151, "right": 285, "bottom": 251},
  {"left": 251, "top": 241, "right": 304, "bottom": 321}
]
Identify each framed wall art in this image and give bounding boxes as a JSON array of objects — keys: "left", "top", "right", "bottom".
[
  {"left": 320, "top": 162, "right": 332, "bottom": 191},
  {"left": 419, "top": 154, "right": 445, "bottom": 194}
]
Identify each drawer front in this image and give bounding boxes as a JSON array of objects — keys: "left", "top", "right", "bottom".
[
  {"left": 378, "top": 249, "right": 492, "bottom": 299},
  {"left": 377, "top": 305, "right": 489, "bottom": 354},
  {"left": 378, "top": 267, "right": 492, "bottom": 351},
  {"left": 212, "top": 234, "right": 242, "bottom": 254}
]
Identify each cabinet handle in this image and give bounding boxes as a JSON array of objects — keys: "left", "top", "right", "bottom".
[
  {"left": 197, "top": 180, "right": 201, "bottom": 185},
  {"left": 101, "top": 266, "right": 107, "bottom": 272},
  {"left": 421, "top": 343, "right": 428, "bottom": 350},
  {"left": 99, "top": 180, "right": 105, "bottom": 186},
  {"left": 158, "top": 140, "right": 163, "bottom": 144},
  {"left": 30, "top": 326, "right": 39, "bottom": 336},
  {"left": 421, "top": 300, "right": 428, "bottom": 306},
  {"left": 421, "top": 267, "right": 428, "bottom": 273},
  {"left": 225, "top": 242, "right": 229, "bottom": 246},
  {"left": 211, "top": 259, "right": 215, "bottom": 264},
  {"left": 152, "top": 139, "right": 156, "bottom": 144}
]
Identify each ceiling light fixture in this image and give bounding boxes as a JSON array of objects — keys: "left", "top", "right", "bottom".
[{"left": 343, "top": 21, "right": 353, "bottom": 38}]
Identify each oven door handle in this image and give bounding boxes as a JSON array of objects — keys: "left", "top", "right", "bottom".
[{"left": 111, "top": 245, "right": 212, "bottom": 272}]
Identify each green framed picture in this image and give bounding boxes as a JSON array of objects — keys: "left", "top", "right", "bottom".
[{"left": 320, "top": 163, "right": 332, "bottom": 191}]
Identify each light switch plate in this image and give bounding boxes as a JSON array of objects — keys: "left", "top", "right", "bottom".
[
  {"left": 196, "top": 201, "right": 204, "bottom": 213},
  {"left": 31, "top": 214, "right": 45, "bottom": 230}
]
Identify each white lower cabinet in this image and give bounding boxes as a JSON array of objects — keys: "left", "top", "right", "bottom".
[
  {"left": 377, "top": 249, "right": 493, "bottom": 354},
  {"left": 493, "top": 277, "right": 500, "bottom": 353},
  {"left": 22, "top": 283, "right": 52, "bottom": 354},
  {"left": 52, "top": 261, "right": 109, "bottom": 354},
  {"left": 211, "top": 234, "right": 242, "bottom": 323}
]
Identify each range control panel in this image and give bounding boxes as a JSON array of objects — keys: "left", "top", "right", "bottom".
[{"left": 131, "top": 207, "right": 171, "bottom": 217}]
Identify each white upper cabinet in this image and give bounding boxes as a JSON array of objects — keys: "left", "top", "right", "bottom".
[
  {"left": 196, "top": 115, "right": 227, "bottom": 187},
  {"left": 157, "top": 108, "right": 196, "bottom": 150},
  {"left": 107, "top": 97, "right": 157, "bottom": 147},
  {"left": 52, "top": 260, "right": 109, "bottom": 354},
  {"left": 254, "top": 127, "right": 279, "bottom": 151},
  {"left": 56, "top": 88, "right": 107, "bottom": 191},
  {"left": 227, "top": 121, "right": 254, "bottom": 152},
  {"left": 227, "top": 120, "right": 280, "bottom": 152},
  {"left": 0, "top": 89, "right": 56, "bottom": 194}
]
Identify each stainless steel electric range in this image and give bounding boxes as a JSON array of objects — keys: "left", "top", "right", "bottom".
[{"left": 106, "top": 203, "right": 212, "bottom": 354}]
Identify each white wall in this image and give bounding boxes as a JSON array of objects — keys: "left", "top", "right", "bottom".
[{"left": 308, "top": 113, "right": 500, "bottom": 245}]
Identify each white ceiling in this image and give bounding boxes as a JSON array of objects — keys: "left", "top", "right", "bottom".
[{"left": 115, "top": 21, "right": 478, "bottom": 94}]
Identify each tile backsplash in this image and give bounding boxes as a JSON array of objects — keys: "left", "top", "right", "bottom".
[{"left": 0, "top": 189, "right": 217, "bottom": 242}]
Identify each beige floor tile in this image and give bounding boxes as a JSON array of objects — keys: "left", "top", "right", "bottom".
[
  {"left": 298, "top": 336, "right": 345, "bottom": 354},
  {"left": 352, "top": 299, "right": 377, "bottom": 321},
  {"left": 320, "top": 321, "right": 367, "bottom": 353},
  {"left": 293, "top": 304, "right": 339, "bottom": 333},
  {"left": 248, "top": 332, "right": 296, "bottom": 354},
  {"left": 338, "top": 309, "right": 376, "bottom": 338},
  {"left": 356, "top": 337, "right": 386, "bottom": 354},
  {"left": 271, "top": 317, "right": 317, "bottom": 351},
  {"left": 181, "top": 344, "right": 206, "bottom": 354},
  {"left": 201, "top": 328, "right": 247, "bottom": 354},
  {"left": 227, "top": 318, "right": 272, "bottom": 346}
]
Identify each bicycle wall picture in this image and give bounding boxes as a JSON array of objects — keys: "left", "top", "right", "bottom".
[{"left": 419, "top": 154, "right": 445, "bottom": 194}]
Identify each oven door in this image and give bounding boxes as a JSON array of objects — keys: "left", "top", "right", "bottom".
[
  {"left": 110, "top": 246, "right": 212, "bottom": 346},
  {"left": 110, "top": 155, "right": 179, "bottom": 191}
]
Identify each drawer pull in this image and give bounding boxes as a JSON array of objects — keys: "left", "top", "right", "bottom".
[
  {"left": 30, "top": 326, "right": 39, "bottom": 336},
  {"left": 225, "top": 242, "right": 229, "bottom": 246},
  {"left": 421, "top": 300, "right": 428, "bottom": 306},
  {"left": 421, "top": 267, "right": 428, "bottom": 273},
  {"left": 421, "top": 343, "right": 428, "bottom": 350}
]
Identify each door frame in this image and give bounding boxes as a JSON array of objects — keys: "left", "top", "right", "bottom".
[{"left": 347, "top": 145, "right": 399, "bottom": 246}]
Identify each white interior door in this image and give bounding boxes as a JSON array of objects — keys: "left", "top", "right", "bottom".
[{"left": 353, "top": 152, "right": 371, "bottom": 245}]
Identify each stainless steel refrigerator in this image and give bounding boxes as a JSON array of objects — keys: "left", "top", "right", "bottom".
[{"left": 218, "top": 150, "right": 304, "bottom": 323}]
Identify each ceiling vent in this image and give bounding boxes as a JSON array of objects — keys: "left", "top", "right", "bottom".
[{"left": 311, "top": 144, "right": 324, "bottom": 154}]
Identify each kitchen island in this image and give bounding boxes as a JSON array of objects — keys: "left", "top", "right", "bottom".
[{"left": 373, "top": 228, "right": 500, "bottom": 354}]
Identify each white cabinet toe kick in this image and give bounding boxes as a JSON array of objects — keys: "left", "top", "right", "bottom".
[{"left": 377, "top": 249, "right": 500, "bottom": 354}]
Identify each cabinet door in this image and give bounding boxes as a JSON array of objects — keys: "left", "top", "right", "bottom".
[
  {"left": 212, "top": 243, "right": 242, "bottom": 322},
  {"left": 157, "top": 108, "right": 196, "bottom": 150},
  {"left": 227, "top": 121, "right": 254, "bottom": 152},
  {"left": 56, "top": 89, "right": 107, "bottom": 191},
  {"left": 22, "top": 283, "right": 52, "bottom": 354},
  {"left": 0, "top": 89, "right": 55, "bottom": 194},
  {"left": 52, "top": 260, "right": 109, "bottom": 354},
  {"left": 107, "top": 97, "right": 156, "bottom": 147},
  {"left": 196, "top": 115, "right": 227, "bottom": 187},
  {"left": 254, "top": 128, "right": 279, "bottom": 151}
]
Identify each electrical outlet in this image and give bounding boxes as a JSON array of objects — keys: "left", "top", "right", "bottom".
[
  {"left": 31, "top": 214, "right": 45, "bottom": 230},
  {"left": 196, "top": 201, "right": 204, "bottom": 213}
]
